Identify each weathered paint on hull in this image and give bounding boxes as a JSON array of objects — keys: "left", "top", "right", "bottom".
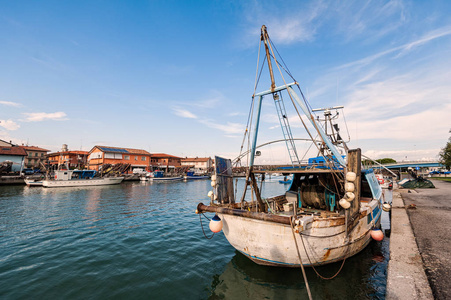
[
  {"left": 42, "top": 177, "right": 124, "bottom": 188},
  {"left": 221, "top": 200, "right": 381, "bottom": 267}
]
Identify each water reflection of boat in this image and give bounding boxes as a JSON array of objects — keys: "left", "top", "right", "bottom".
[
  {"left": 197, "top": 26, "right": 383, "bottom": 268},
  {"left": 209, "top": 235, "right": 389, "bottom": 300}
]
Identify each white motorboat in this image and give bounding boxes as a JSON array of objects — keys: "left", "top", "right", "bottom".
[{"left": 42, "top": 170, "right": 124, "bottom": 188}]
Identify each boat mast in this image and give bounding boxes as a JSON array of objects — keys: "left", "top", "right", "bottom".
[{"left": 262, "top": 25, "right": 276, "bottom": 93}]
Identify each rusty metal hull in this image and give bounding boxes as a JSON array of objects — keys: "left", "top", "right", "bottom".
[{"left": 204, "top": 200, "right": 381, "bottom": 267}]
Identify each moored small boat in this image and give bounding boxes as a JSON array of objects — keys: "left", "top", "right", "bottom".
[
  {"left": 42, "top": 170, "right": 124, "bottom": 188},
  {"left": 24, "top": 178, "right": 44, "bottom": 186},
  {"left": 184, "top": 171, "right": 209, "bottom": 180},
  {"left": 150, "top": 170, "right": 183, "bottom": 182}
]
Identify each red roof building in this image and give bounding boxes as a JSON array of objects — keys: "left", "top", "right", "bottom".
[
  {"left": 18, "top": 145, "right": 50, "bottom": 168},
  {"left": 150, "top": 153, "right": 182, "bottom": 170},
  {"left": 0, "top": 146, "right": 27, "bottom": 172},
  {"left": 87, "top": 145, "right": 152, "bottom": 173},
  {"left": 180, "top": 157, "right": 213, "bottom": 171},
  {"left": 47, "top": 150, "right": 89, "bottom": 169}
]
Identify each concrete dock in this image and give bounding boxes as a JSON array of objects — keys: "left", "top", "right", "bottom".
[{"left": 387, "top": 179, "right": 451, "bottom": 299}]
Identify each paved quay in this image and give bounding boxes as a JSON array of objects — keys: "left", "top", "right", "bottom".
[{"left": 387, "top": 179, "right": 451, "bottom": 300}]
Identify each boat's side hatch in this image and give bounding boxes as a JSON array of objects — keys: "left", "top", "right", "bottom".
[{"left": 363, "top": 169, "right": 382, "bottom": 200}]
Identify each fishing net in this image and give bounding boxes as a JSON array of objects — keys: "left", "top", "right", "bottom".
[{"left": 401, "top": 178, "right": 435, "bottom": 189}]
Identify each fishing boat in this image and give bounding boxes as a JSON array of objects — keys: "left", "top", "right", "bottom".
[
  {"left": 24, "top": 178, "right": 44, "bottom": 186},
  {"left": 279, "top": 176, "right": 292, "bottom": 184},
  {"left": 184, "top": 171, "right": 209, "bottom": 180},
  {"left": 42, "top": 170, "right": 124, "bottom": 188},
  {"left": 196, "top": 26, "right": 383, "bottom": 268},
  {"left": 150, "top": 170, "right": 183, "bottom": 182}
]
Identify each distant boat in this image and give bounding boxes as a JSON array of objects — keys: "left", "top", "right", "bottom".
[
  {"left": 279, "top": 176, "right": 292, "bottom": 184},
  {"left": 150, "top": 170, "right": 183, "bottom": 182},
  {"left": 24, "top": 178, "right": 44, "bottom": 186},
  {"left": 279, "top": 179, "right": 292, "bottom": 184},
  {"left": 42, "top": 170, "right": 124, "bottom": 188},
  {"left": 184, "top": 171, "right": 209, "bottom": 180}
]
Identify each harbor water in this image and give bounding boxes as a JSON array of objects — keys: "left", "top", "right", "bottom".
[{"left": 0, "top": 179, "right": 390, "bottom": 299}]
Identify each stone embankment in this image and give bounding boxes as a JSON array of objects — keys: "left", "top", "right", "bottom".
[{"left": 387, "top": 179, "right": 451, "bottom": 299}]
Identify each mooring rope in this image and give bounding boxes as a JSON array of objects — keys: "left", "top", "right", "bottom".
[
  {"left": 290, "top": 216, "right": 313, "bottom": 300},
  {"left": 300, "top": 232, "right": 348, "bottom": 280}
]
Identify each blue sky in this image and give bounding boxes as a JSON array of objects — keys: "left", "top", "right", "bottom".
[{"left": 0, "top": 0, "right": 450, "bottom": 163}]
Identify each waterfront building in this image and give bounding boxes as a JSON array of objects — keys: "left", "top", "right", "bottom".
[
  {"left": 18, "top": 145, "right": 50, "bottom": 169},
  {"left": 150, "top": 153, "right": 182, "bottom": 171},
  {"left": 0, "top": 139, "right": 14, "bottom": 147},
  {"left": 47, "top": 145, "right": 89, "bottom": 169},
  {"left": 0, "top": 146, "right": 27, "bottom": 172},
  {"left": 180, "top": 157, "right": 212, "bottom": 172},
  {"left": 87, "top": 145, "right": 151, "bottom": 173}
]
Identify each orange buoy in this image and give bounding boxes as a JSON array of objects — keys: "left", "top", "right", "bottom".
[{"left": 370, "top": 228, "right": 384, "bottom": 241}]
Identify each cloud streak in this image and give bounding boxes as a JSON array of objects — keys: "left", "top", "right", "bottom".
[
  {"left": 172, "top": 107, "right": 197, "bottom": 119},
  {"left": 0, "top": 101, "right": 22, "bottom": 107},
  {"left": 22, "top": 112, "right": 68, "bottom": 122},
  {"left": 337, "top": 26, "right": 451, "bottom": 70}
]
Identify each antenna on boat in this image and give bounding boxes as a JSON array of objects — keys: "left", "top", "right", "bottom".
[{"left": 312, "top": 106, "right": 349, "bottom": 152}]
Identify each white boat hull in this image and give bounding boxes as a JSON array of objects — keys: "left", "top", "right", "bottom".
[
  {"left": 24, "top": 179, "right": 43, "bottom": 186},
  {"left": 220, "top": 200, "right": 381, "bottom": 267},
  {"left": 42, "top": 177, "right": 124, "bottom": 188}
]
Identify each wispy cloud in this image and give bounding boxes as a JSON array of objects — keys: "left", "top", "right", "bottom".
[
  {"left": 241, "top": 1, "right": 407, "bottom": 47},
  {"left": 199, "top": 119, "right": 243, "bottom": 135},
  {"left": 0, "top": 119, "right": 20, "bottom": 130},
  {"left": 0, "top": 101, "right": 22, "bottom": 107},
  {"left": 172, "top": 107, "right": 197, "bottom": 119},
  {"left": 22, "top": 112, "right": 68, "bottom": 122},
  {"left": 242, "top": 1, "right": 325, "bottom": 46},
  {"left": 337, "top": 26, "right": 451, "bottom": 70}
]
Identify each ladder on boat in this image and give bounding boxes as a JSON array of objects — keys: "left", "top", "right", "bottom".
[{"left": 273, "top": 92, "right": 301, "bottom": 166}]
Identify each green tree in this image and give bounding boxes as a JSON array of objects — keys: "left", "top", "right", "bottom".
[
  {"left": 376, "top": 158, "right": 397, "bottom": 164},
  {"left": 439, "top": 137, "right": 451, "bottom": 170}
]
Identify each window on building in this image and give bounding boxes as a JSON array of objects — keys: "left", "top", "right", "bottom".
[
  {"left": 41, "top": 153, "right": 44, "bottom": 157},
  {"left": 35, "top": 153, "right": 38, "bottom": 157},
  {"left": 141, "top": 157, "right": 146, "bottom": 161},
  {"left": 135, "top": 156, "right": 138, "bottom": 160},
  {"left": 124, "top": 155, "right": 130, "bottom": 160}
]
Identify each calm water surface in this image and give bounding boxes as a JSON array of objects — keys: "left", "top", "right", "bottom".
[{"left": 0, "top": 179, "right": 390, "bottom": 299}]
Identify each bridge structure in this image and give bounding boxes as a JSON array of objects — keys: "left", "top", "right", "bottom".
[{"left": 367, "top": 160, "right": 443, "bottom": 172}]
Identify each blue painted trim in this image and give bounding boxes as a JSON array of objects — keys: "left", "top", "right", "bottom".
[
  {"left": 238, "top": 250, "right": 298, "bottom": 266},
  {"left": 367, "top": 205, "right": 382, "bottom": 224}
]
